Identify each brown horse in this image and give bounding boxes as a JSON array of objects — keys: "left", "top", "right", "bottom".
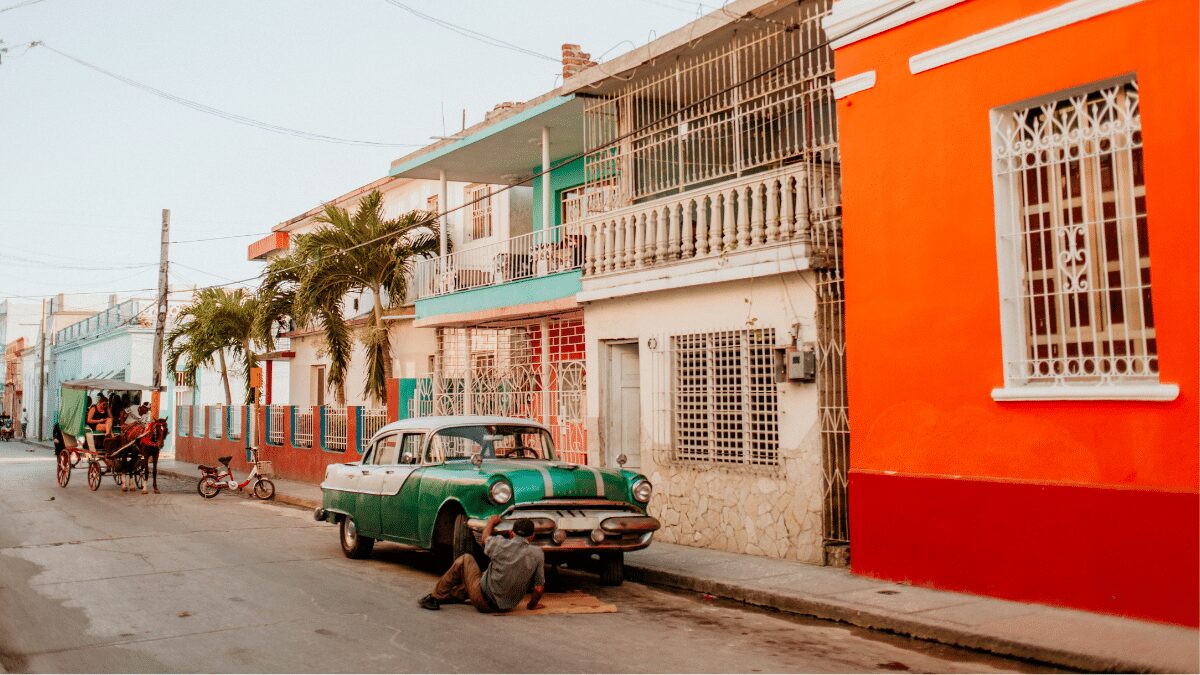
[{"left": 118, "top": 419, "right": 169, "bottom": 494}]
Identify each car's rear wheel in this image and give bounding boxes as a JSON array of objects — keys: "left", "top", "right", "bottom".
[
  {"left": 340, "top": 517, "right": 374, "bottom": 559},
  {"left": 598, "top": 552, "right": 624, "bottom": 586}
]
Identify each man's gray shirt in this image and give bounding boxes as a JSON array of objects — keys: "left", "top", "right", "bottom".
[{"left": 481, "top": 535, "right": 545, "bottom": 611}]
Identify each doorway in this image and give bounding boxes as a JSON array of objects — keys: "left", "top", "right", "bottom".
[{"left": 604, "top": 341, "right": 641, "bottom": 469}]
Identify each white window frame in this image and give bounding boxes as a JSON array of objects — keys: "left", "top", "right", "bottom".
[{"left": 989, "top": 76, "right": 1176, "bottom": 402}]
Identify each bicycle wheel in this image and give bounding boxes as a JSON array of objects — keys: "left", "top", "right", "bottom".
[
  {"left": 197, "top": 475, "right": 221, "bottom": 499},
  {"left": 56, "top": 452, "right": 71, "bottom": 488},
  {"left": 253, "top": 479, "right": 275, "bottom": 500}
]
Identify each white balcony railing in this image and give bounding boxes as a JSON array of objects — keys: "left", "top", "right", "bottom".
[
  {"left": 414, "top": 224, "right": 585, "bottom": 300},
  {"left": 582, "top": 165, "right": 832, "bottom": 278},
  {"left": 562, "top": 181, "right": 620, "bottom": 235}
]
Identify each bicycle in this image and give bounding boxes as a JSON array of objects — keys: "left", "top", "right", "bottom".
[{"left": 197, "top": 449, "right": 275, "bottom": 500}]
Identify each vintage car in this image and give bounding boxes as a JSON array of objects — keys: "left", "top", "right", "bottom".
[{"left": 315, "top": 415, "right": 659, "bottom": 585}]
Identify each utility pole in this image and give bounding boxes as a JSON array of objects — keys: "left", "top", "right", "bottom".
[
  {"left": 36, "top": 298, "right": 46, "bottom": 440},
  {"left": 150, "top": 209, "right": 169, "bottom": 418}
]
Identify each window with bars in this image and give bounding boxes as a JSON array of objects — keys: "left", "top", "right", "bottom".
[
  {"left": 426, "top": 194, "right": 439, "bottom": 214},
  {"left": 465, "top": 184, "right": 493, "bottom": 240},
  {"left": 582, "top": 0, "right": 835, "bottom": 205},
  {"left": 992, "top": 78, "right": 1157, "bottom": 389},
  {"left": 670, "top": 329, "right": 779, "bottom": 466}
]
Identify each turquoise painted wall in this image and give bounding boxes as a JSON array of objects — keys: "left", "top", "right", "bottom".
[
  {"left": 415, "top": 270, "right": 581, "bottom": 320},
  {"left": 532, "top": 157, "right": 587, "bottom": 232}
]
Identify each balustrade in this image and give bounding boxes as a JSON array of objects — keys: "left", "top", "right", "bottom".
[
  {"left": 583, "top": 166, "right": 832, "bottom": 278},
  {"left": 414, "top": 224, "right": 585, "bottom": 300}
]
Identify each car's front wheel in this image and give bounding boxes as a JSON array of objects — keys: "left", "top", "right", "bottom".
[
  {"left": 598, "top": 552, "right": 624, "bottom": 586},
  {"left": 451, "top": 513, "right": 484, "bottom": 565},
  {"left": 340, "top": 517, "right": 375, "bottom": 559}
]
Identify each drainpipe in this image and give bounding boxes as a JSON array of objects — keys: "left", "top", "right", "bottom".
[
  {"left": 439, "top": 169, "right": 448, "bottom": 257},
  {"left": 541, "top": 126, "right": 552, "bottom": 236}
]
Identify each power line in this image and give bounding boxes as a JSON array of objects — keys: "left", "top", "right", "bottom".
[
  {"left": 30, "top": 43, "right": 431, "bottom": 148},
  {"left": 0, "top": 0, "right": 45, "bottom": 14},
  {"left": 6, "top": 2, "right": 911, "bottom": 306},
  {"left": 380, "top": 0, "right": 559, "bottom": 63},
  {"left": 133, "top": 1, "right": 916, "bottom": 300},
  {"left": 170, "top": 232, "right": 265, "bottom": 244}
]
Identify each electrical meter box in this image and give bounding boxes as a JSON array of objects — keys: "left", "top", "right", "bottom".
[{"left": 786, "top": 345, "right": 817, "bottom": 382}]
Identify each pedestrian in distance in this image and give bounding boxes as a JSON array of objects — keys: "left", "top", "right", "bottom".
[
  {"left": 419, "top": 515, "right": 545, "bottom": 613},
  {"left": 20, "top": 408, "right": 28, "bottom": 438}
]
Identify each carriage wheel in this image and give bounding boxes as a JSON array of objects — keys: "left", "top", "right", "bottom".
[
  {"left": 87, "top": 462, "right": 102, "bottom": 491},
  {"left": 56, "top": 452, "right": 71, "bottom": 488},
  {"left": 135, "top": 468, "right": 145, "bottom": 490}
]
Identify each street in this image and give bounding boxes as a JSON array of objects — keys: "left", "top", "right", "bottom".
[{"left": 0, "top": 441, "right": 1050, "bottom": 674}]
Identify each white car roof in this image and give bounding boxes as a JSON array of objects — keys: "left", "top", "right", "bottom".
[{"left": 370, "top": 415, "right": 549, "bottom": 440}]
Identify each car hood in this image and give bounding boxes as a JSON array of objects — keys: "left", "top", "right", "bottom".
[{"left": 478, "top": 459, "right": 630, "bottom": 501}]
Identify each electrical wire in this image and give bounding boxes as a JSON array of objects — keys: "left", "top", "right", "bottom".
[
  {"left": 4, "top": 2, "right": 912, "bottom": 305},
  {"left": 379, "top": 0, "right": 559, "bottom": 63},
  {"left": 108, "top": 0, "right": 916, "bottom": 300},
  {"left": 0, "top": 0, "right": 45, "bottom": 14},
  {"left": 31, "top": 43, "right": 431, "bottom": 148},
  {"left": 170, "top": 232, "right": 266, "bottom": 244}
]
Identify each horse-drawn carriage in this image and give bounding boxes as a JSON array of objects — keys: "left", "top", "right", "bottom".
[{"left": 54, "top": 379, "right": 169, "bottom": 493}]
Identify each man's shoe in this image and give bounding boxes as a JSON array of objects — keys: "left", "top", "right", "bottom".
[{"left": 418, "top": 594, "right": 440, "bottom": 610}]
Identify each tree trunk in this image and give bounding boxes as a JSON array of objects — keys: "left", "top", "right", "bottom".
[
  {"left": 372, "top": 287, "right": 393, "bottom": 381},
  {"left": 243, "top": 338, "right": 257, "bottom": 405},
  {"left": 217, "top": 349, "right": 233, "bottom": 407}
]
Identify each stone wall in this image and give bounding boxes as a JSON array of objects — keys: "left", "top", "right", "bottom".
[{"left": 644, "top": 421, "right": 824, "bottom": 562}]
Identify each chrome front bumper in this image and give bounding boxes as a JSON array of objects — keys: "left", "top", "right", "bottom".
[{"left": 468, "top": 505, "right": 660, "bottom": 553}]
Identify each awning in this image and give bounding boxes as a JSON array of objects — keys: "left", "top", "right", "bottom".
[
  {"left": 61, "top": 378, "right": 161, "bottom": 392},
  {"left": 388, "top": 94, "right": 587, "bottom": 185}
]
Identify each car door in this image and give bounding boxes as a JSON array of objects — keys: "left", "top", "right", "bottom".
[
  {"left": 378, "top": 432, "right": 425, "bottom": 543},
  {"left": 355, "top": 433, "right": 398, "bottom": 537}
]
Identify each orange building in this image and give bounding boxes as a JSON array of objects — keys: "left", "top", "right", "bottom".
[{"left": 826, "top": 0, "right": 1198, "bottom": 625}]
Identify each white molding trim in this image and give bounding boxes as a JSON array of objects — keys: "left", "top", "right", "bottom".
[
  {"left": 832, "top": 70, "right": 877, "bottom": 99},
  {"left": 910, "top": 0, "right": 1143, "bottom": 74},
  {"left": 991, "top": 383, "right": 1180, "bottom": 402},
  {"left": 823, "top": 0, "right": 966, "bottom": 49},
  {"left": 578, "top": 243, "right": 810, "bottom": 303}
]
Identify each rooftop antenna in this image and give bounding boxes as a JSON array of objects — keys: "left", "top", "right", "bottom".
[{"left": 461, "top": 108, "right": 466, "bottom": 132}]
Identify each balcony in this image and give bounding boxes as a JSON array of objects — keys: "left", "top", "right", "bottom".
[
  {"left": 414, "top": 224, "right": 585, "bottom": 301},
  {"left": 577, "top": 164, "right": 836, "bottom": 299}
]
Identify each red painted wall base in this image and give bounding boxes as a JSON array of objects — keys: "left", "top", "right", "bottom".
[{"left": 850, "top": 471, "right": 1199, "bottom": 626}]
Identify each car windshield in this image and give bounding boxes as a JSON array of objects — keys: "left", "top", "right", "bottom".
[{"left": 430, "top": 425, "right": 556, "bottom": 461}]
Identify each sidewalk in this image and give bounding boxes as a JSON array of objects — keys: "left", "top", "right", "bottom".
[{"left": 154, "top": 456, "right": 1197, "bottom": 673}]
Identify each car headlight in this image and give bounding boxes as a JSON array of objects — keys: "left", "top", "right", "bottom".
[
  {"left": 489, "top": 480, "right": 513, "bottom": 505},
  {"left": 632, "top": 479, "right": 652, "bottom": 503}
]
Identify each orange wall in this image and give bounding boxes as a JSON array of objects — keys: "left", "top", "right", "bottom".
[{"left": 836, "top": 0, "right": 1198, "bottom": 491}]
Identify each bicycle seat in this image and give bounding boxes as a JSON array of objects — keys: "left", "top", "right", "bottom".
[{"left": 217, "top": 455, "right": 233, "bottom": 465}]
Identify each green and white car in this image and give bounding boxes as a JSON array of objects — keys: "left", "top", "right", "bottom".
[{"left": 315, "top": 415, "right": 659, "bottom": 585}]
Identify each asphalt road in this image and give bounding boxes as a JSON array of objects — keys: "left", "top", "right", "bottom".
[{"left": 0, "top": 441, "right": 1053, "bottom": 673}]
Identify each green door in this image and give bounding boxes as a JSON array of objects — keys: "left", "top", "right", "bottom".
[{"left": 379, "top": 432, "right": 425, "bottom": 543}]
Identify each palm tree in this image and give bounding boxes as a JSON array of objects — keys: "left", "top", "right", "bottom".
[
  {"left": 260, "top": 190, "right": 439, "bottom": 406},
  {"left": 166, "top": 287, "right": 263, "bottom": 406}
]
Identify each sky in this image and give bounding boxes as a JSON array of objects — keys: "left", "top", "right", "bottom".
[{"left": 0, "top": 0, "right": 707, "bottom": 310}]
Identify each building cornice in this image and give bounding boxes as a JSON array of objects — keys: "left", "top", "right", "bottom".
[{"left": 823, "top": 0, "right": 966, "bottom": 49}]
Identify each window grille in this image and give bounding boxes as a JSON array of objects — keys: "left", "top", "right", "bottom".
[
  {"left": 670, "top": 328, "right": 779, "bottom": 466},
  {"left": 426, "top": 194, "right": 439, "bottom": 214},
  {"left": 465, "top": 184, "right": 493, "bottom": 240},
  {"left": 993, "top": 79, "right": 1156, "bottom": 387},
  {"left": 583, "top": 0, "right": 834, "bottom": 205}
]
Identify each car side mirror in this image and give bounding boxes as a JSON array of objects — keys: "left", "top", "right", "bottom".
[
  {"left": 471, "top": 453, "right": 483, "bottom": 468},
  {"left": 617, "top": 453, "right": 628, "bottom": 467}
]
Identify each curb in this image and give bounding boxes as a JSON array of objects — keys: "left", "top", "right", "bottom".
[
  {"left": 622, "top": 565, "right": 1172, "bottom": 673},
  {"left": 157, "top": 467, "right": 321, "bottom": 511}
]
